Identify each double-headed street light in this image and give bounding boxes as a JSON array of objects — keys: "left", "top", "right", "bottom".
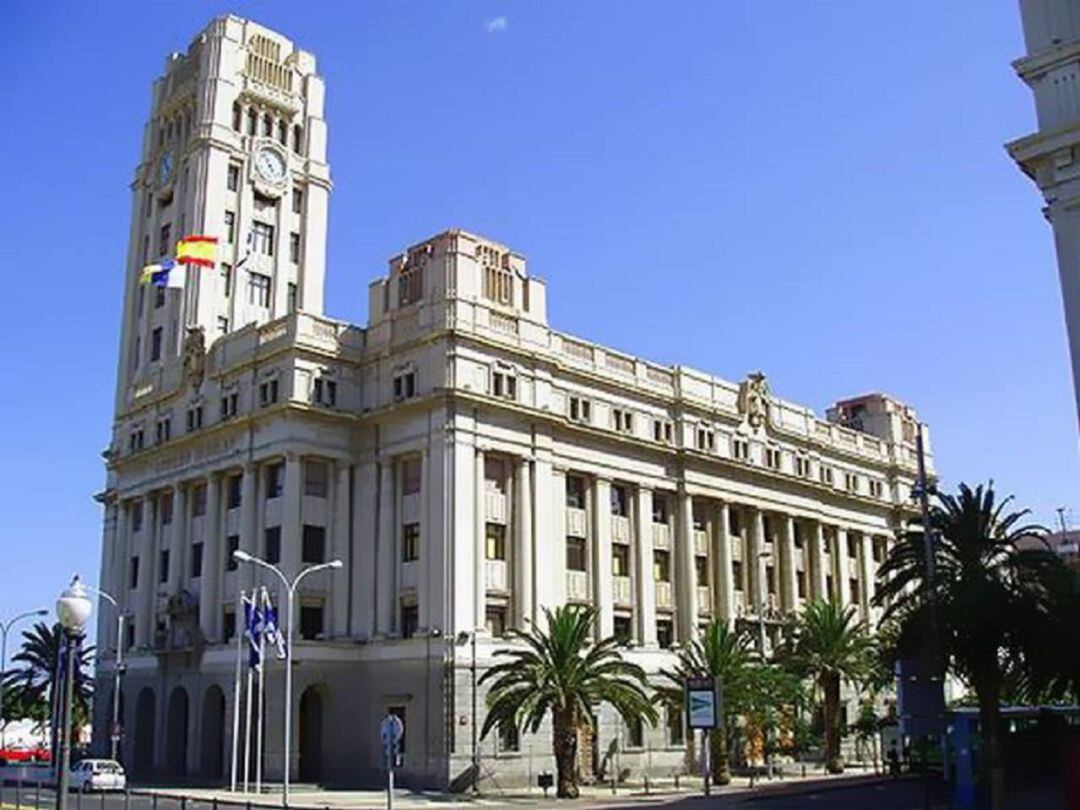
[
  {"left": 82, "top": 585, "right": 125, "bottom": 762},
  {"left": 55, "top": 576, "right": 93, "bottom": 810},
  {"left": 232, "top": 550, "right": 342, "bottom": 808},
  {"left": 0, "top": 608, "right": 48, "bottom": 750}
]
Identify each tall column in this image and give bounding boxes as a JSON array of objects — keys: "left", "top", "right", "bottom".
[
  {"left": 551, "top": 468, "right": 567, "bottom": 605},
  {"left": 113, "top": 503, "right": 129, "bottom": 645},
  {"left": 634, "top": 486, "right": 657, "bottom": 645},
  {"left": 416, "top": 450, "right": 429, "bottom": 632},
  {"left": 376, "top": 458, "right": 396, "bottom": 637},
  {"left": 474, "top": 448, "right": 487, "bottom": 632},
  {"left": 859, "top": 533, "right": 875, "bottom": 622},
  {"left": 780, "top": 516, "right": 798, "bottom": 612},
  {"left": 749, "top": 508, "right": 765, "bottom": 616},
  {"left": 677, "top": 490, "right": 698, "bottom": 642},
  {"left": 716, "top": 502, "right": 736, "bottom": 626},
  {"left": 167, "top": 487, "right": 186, "bottom": 594},
  {"left": 811, "top": 521, "right": 828, "bottom": 601},
  {"left": 238, "top": 461, "right": 257, "bottom": 592},
  {"left": 515, "top": 458, "right": 533, "bottom": 629},
  {"left": 200, "top": 473, "right": 221, "bottom": 639},
  {"left": 532, "top": 456, "right": 554, "bottom": 619},
  {"left": 592, "top": 477, "right": 614, "bottom": 640},
  {"left": 331, "top": 461, "right": 351, "bottom": 636},
  {"left": 352, "top": 458, "right": 378, "bottom": 638},
  {"left": 140, "top": 497, "right": 158, "bottom": 645},
  {"left": 834, "top": 527, "right": 852, "bottom": 609}
]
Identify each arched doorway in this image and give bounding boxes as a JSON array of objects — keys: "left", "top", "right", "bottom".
[
  {"left": 199, "top": 686, "right": 226, "bottom": 780},
  {"left": 133, "top": 688, "right": 156, "bottom": 776},
  {"left": 165, "top": 687, "right": 189, "bottom": 776},
  {"left": 298, "top": 686, "right": 323, "bottom": 783}
]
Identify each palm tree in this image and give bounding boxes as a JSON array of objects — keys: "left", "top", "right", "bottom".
[
  {"left": 3, "top": 622, "right": 94, "bottom": 735},
  {"left": 740, "top": 660, "right": 802, "bottom": 773},
  {"left": 873, "top": 482, "right": 1059, "bottom": 810},
  {"left": 657, "top": 620, "right": 753, "bottom": 785},
  {"left": 781, "top": 599, "right": 875, "bottom": 773},
  {"left": 479, "top": 605, "right": 657, "bottom": 798}
]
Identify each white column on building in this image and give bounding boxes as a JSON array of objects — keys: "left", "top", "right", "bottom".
[
  {"left": 749, "top": 507, "right": 766, "bottom": 615},
  {"left": 449, "top": 440, "right": 475, "bottom": 636},
  {"left": 474, "top": 447, "right": 487, "bottom": 632},
  {"left": 531, "top": 455, "right": 555, "bottom": 618},
  {"left": 677, "top": 489, "right": 698, "bottom": 642},
  {"left": 238, "top": 462, "right": 257, "bottom": 592},
  {"left": 592, "top": 477, "right": 614, "bottom": 640},
  {"left": 811, "top": 521, "right": 828, "bottom": 601},
  {"left": 716, "top": 501, "right": 736, "bottom": 626},
  {"left": 376, "top": 458, "right": 396, "bottom": 637},
  {"left": 550, "top": 467, "right": 567, "bottom": 606},
  {"left": 167, "top": 486, "right": 186, "bottom": 594},
  {"left": 780, "top": 515, "right": 798, "bottom": 612},
  {"left": 834, "top": 527, "right": 852, "bottom": 609},
  {"left": 859, "top": 533, "right": 875, "bottom": 622},
  {"left": 634, "top": 486, "right": 657, "bottom": 645},
  {"left": 331, "top": 461, "right": 351, "bottom": 636},
  {"left": 352, "top": 458, "right": 378, "bottom": 638},
  {"left": 113, "top": 503, "right": 129, "bottom": 646},
  {"left": 199, "top": 473, "right": 221, "bottom": 639},
  {"left": 281, "top": 454, "right": 303, "bottom": 621},
  {"left": 138, "top": 497, "right": 157, "bottom": 645},
  {"left": 514, "top": 457, "right": 533, "bottom": 629},
  {"left": 415, "top": 450, "right": 429, "bottom": 633}
]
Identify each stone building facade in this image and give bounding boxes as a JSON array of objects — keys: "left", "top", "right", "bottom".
[{"left": 94, "top": 15, "right": 933, "bottom": 789}]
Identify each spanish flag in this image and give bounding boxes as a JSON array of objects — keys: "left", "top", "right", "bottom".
[{"left": 176, "top": 235, "right": 218, "bottom": 267}]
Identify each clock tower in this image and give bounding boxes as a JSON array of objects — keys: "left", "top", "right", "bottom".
[{"left": 113, "top": 16, "right": 330, "bottom": 411}]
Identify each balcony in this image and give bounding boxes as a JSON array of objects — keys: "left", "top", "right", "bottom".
[
  {"left": 655, "top": 581, "right": 673, "bottom": 609},
  {"left": 566, "top": 507, "right": 588, "bottom": 538},
  {"left": 565, "top": 570, "right": 589, "bottom": 601},
  {"left": 697, "top": 587, "right": 712, "bottom": 614},
  {"left": 613, "top": 576, "right": 632, "bottom": 605},
  {"left": 485, "top": 490, "right": 507, "bottom": 524},
  {"left": 485, "top": 560, "right": 508, "bottom": 592},
  {"left": 651, "top": 522, "right": 671, "bottom": 548},
  {"left": 612, "top": 515, "right": 631, "bottom": 542},
  {"left": 693, "top": 530, "right": 709, "bottom": 557}
]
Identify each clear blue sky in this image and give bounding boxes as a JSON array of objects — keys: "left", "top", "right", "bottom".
[{"left": 1, "top": 2, "right": 1076, "bottom": 630}]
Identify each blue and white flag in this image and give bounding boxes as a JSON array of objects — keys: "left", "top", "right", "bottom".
[
  {"left": 261, "top": 588, "right": 287, "bottom": 660},
  {"left": 243, "top": 592, "right": 263, "bottom": 670}
]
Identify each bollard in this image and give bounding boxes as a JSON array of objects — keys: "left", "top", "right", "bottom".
[
  {"left": 16, "top": 778, "right": 21, "bottom": 809},
  {"left": 37, "top": 780, "right": 42, "bottom": 810},
  {"left": 673, "top": 773, "right": 679, "bottom": 790},
  {"left": 801, "top": 764, "right": 806, "bottom": 779},
  {"left": 212, "top": 798, "right": 218, "bottom": 810},
  {"left": 124, "top": 789, "right": 130, "bottom": 810},
  {"left": 644, "top": 775, "right": 650, "bottom": 796},
  {"left": 181, "top": 797, "right": 187, "bottom": 810},
  {"left": 101, "top": 788, "right": 106, "bottom": 810},
  {"left": 152, "top": 793, "right": 158, "bottom": 810},
  {"left": 77, "top": 785, "right": 82, "bottom": 810}
]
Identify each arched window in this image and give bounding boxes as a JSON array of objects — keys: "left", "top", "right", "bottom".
[
  {"left": 232, "top": 102, "right": 242, "bottom": 132},
  {"left": 292, "top": 125, "right": 304, "bottom": 153},
  {"left": 247, "top": 108, "right": 257, "bottom": 136},
  {"left": 278, "top": 120, "right": 288, "bottom": 146},
  {"left": 263, "top": 113, "right": 273, "bottom": 137}
]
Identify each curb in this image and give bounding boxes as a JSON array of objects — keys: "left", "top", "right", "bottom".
[{"left": 739, "top": 773, "right": 922, "bottom": 802}]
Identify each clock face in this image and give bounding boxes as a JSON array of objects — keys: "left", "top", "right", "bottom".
[
  {"left": 254, "top": 147, "right": 287, "bottom": 184},
  {"left": 159, "top": 151, "right": 173, "bottom": 185}
]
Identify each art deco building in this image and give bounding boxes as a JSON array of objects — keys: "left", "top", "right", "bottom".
[{"left": 94, "top": 15, "right": 933, "bottom": 788}]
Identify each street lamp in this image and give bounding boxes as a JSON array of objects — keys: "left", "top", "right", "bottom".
[
  {"left": 232, "top": 550, "right": 342, "bottom": 807},
  {"left": 82, "top": 585, "right": 125, "bottom": 762},
  {"left": 0, "top": 608, "right": 48, "bottom": 749},
  {"left": 55, "top": 576, "right": 92, "bottom": 810}
]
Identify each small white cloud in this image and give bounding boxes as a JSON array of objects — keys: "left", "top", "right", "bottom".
[{"left": 484, "top": 16, "right": 508, "bottom": 34}]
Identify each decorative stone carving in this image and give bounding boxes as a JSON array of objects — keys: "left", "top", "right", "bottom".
[
  {"left": 738, "top": 371, "right": 771, "bottom": 429},
  {"left": 182, "top": 327, "right": 206, "bottom": 391}
]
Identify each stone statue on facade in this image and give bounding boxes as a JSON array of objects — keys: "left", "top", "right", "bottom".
[
  {"left": 738, "top": 371, "right": 771, "bottom": 429},
  {"left": 182, "top": 326, "right": 207, "bottom": 391}
]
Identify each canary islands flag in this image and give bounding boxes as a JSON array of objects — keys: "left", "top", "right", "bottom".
[
  {"left": 176, "top": 235, "right": 218, "bottom": 267},
  {"left": 139, "top": 259, "right": 186, "bottom": 288}
]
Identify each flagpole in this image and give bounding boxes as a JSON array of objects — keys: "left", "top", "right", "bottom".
[
  {"left": 230, "top": 590, "right": 244, "bottom": 792},
  {"left": 256, "top": 588, "right": 268, "bottom": 793},
  {"left": 244, "top": 665, "right": 254, "bottom": 792}
]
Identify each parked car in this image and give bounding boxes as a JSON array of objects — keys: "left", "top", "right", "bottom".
[
  {"left": 0, "top": 744, "right": 50, "bottom": 765},
  {"left": 69, "top": 760, "right": 126, "bottom": 792}
]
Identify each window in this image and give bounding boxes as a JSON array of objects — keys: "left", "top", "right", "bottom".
[
  {"left": 292, "top": 187, "right": 304, "bottom": 214},
  {"left": 491, "top": 367, "right": 517, "bottom": 400},
  {"left": 400, "top": 604, "right": 419, "bottom": 639},
  {"left": 795, "top": 455, "right": 811, "bottom": 478},
  {"left": 732, "top": 438, "right": 750, "bottom": 461},
  {"left": 695, "top": 556, "right": 709, "bottom": 586},
  {"left": 850, "top": 578, "right": 861, "bottom": 604},
  {"left": 156, "top": 417, "right": 171, "bottom": 444},
  {"left": 653, "top": 419, "right": 674, "bottom": 444},
  {"left": 226, "top": 535, "right": 239, "bottom": 570},
  {"left": 826, "top": 575, "right": 835, "bottom": 601},
  {"left": 131, "top": 501, "right": 146, "bottom": 533},
  {"left": 150, "top": 328, "right": 163, "bottom": 361},
  {"left": 613, "top": 615, "right": 633, "bottom": 644},
  {"left": 265, "top": 526, "right": 281, "bottom": 565},
  {"left": 797, "top": 569, "right": 807, "bottom": 599},
  {"left": 220, "top": 392, "right": 238, "bottom": 420},
  {"left": 226, "top": 474, "right": 242, "bottom": 509},
  {"left": 765, "top": 447, "right": 781, "bottom": 470},
  {"left": 259, "top": 377, "right": 279, "bottom": 406},
  {"left": 292, "top": 124, "right": 304, "bottom": 153},
  {"left": 565, "top": 476, "right": 586, "bottom": 509},
  {"left": 302, "top": 525, "right": 326, "bottom": 563},
  {"left": 402, "top": 457, "right": 422, "bottom": 495},
  {"left": 158, "top": 549, "right": 170, "bottom": 584},
  {"left": 732, "top": 560, "right": 743, "bottom": 590},
  {"left": 186, "top": 405, "right": 203, "bottom": 432},
  {"left": 845, "top": 473, "right": 860, "bottom": 493},
  {"left": 191, "top": 542, "right": 203, "bottom": 578},
  {"left": 402, "top": 523, "right": 420, "bottom": 562},
  {"left": 567, "top": 396, "right": 591, "bottom": 424},
  {"left": 612, "top": 408, "right": 634, "bottom": 434},
  {"left": 232, "top": 102, "right": 242, "bottom": 131},
  {"left": 656, "top": 619, "right": 674, "bottom": 650},
  {"left": 217, "top": 316, "right": 229, "bottom": 335},
  {"left": 227, "top": 164, "right": 240, "bottom": 191},
  {"left": 566, "top": 537, "right": 587, "bottom": 572},
  {"left": 398, "top": 262, "right": 423, "bottom": 306},
  {"left": 265, "top": 462, "right": 284, "bottom": 498},
  {"left": 485, "top": 606, "right": 507, "bottom": 638},
  {"left": 160, "top": 492, "right": 173, "bottom": 525},
  {"left": 793, "top": 523, "right": 804, "bottom": 549},
  {"left": 289, "top": 232, "right": 301, "bottom": 263},
  {"left": 223, "top": 607, "right": 236, "bottom": 642},
  {"left": 246, "top": 108, "right": 257, "bottom": 136},
  {"left": 696, "top": 427, "right": 715, "bottom": 452},
  {"left": 248, "top": 272, "right": 271, "bottom": 307},
  {"left": 125, "top": 620, "right": 135, "bottom": 650},
  {"left": 612, "top": 543, "right": 630, "bottom": 576},
  {"left": 765, "top": 565, "right": 776, "bottom": 595},
  {"left": 393, "top": 369, "right": 417, "bottom": 401},
  {"left": 873, "top": 538, "right": 887, "bottom": 563},
  {"left": 158, "top": 223, "right": 171, "bottom": 257},
  {"left": 728, "top": 508, "right": 741, "bottom": 536},
  {"left": 300, "top": 604, "right": 324, "bottom": 640},
  {"left": 869, "top": 480, "right": 884, "bottom": 498},
  {"left": 277, "top": 119, "right": 288, "bottom": 146},
  {"left": 497, "top": 720, "right": 520, "bottom": 752},
  {"left": 129, "top": 556, "right": 139, "bottom": 589},
  {"left": 304, "top": 460, "right": 329, "bottom": 497},
  {"left": 154, "top": 285, "right": 166, "bottom": 309},
  {"left": 820, "top": 465, "right": 835, "bottom": 486},
  {"left": 846, "top": 534, "right": 858, "bottom": 558},
  {"left": 483, "top": 262, "right": 513, "bottom": 305},
  {"left": 626, "top": 717, "right": 644, "bottom": 749},
  {"left": 666, "top": 705, "right": 684, "bottom": 744},
  {"left": 485, "top": 524, "right": 505, "bottom": 560},
  {"left": 252, "top": 221, "right": 275, "bottom": 256},
  {"left": 263, "top": 113, "right": 273, "bottom": 137},
  {"left": 129, "top": 429, "right": 145, "bottom": 453},
  {"left": 653, "top": 550, "right": 671, "bottom": 582},
  {"left": 220, "top": 263, "right": 233, "bottom": 296},
  {"left": 224, "top": 211, "right": 235, "bottom": 243},
  {"left": 191, "top": 484, "right": 207, "bottom": 516},
  {"left": 692, "top": 501, "right": 707, "bottom": 531},
  {"left": 313, "top": 377, "right": 337, "bottom": 407},
  {"left": 651, "top": 493, "right": 668, "bottom": 524},
  {"left": 610, "top": 484, "right": 628, "bottom": 517},
  {"left": 287, "top": 282, "right": 298, "bottom": 313}
]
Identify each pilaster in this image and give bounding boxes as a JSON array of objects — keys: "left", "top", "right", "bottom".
[
  {"left": 634, "top": 485, "right": 657, "bottom": 646},
  {"left": 593, "top": 477, "right": 614, "bottom": 639}
]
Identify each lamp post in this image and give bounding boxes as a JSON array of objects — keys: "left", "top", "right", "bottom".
[
  {"left": 82, "top": 585, "right": 125, "bottom": 762},
  {"left": 0, "top": 608, "right": 48, "bottom": 750},
  {"left": 55, "top": 576, "right": 93, "bottom": 810},
  {"left": 755, "top": 549, "right": 773, "bottom": 780},
  {"left": 455, "top": 630, "right": 480, "bottom": 795},
  {"left": 232, "top": 551, "right": 342, "bottom": 808}
]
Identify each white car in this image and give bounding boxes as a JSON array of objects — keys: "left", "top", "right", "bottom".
[{"left": 70, "top": 760, "right": 126, "bottom": 792}]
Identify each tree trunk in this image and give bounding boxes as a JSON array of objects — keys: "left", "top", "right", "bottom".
[
  {"left": 975, "top": 679, "right": 1006, "bottom": 810},
  {"left": 710, "top": 724, "right": 730, "bottom": 785},
  {"left": 552, "top": 706, "right": 579, "bottom": 798},
  {"left": 823, "top": 674, "right": 843, "bottom": 774}
]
